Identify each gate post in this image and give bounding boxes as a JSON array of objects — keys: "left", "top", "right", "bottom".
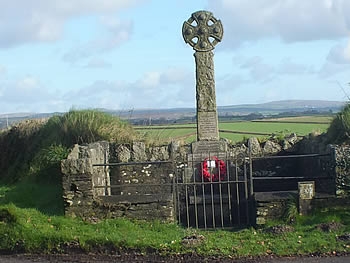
[{"left": 248, "top": 141, "right": 254, "bottom": 197}]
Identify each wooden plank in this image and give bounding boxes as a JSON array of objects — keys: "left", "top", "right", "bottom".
[{"left": 99, "top": 194, "right": 173, "bottom": 204}]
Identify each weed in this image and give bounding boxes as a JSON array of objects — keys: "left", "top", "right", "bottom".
[{"left": 282, "top": 195, "right": 299, "bottom": 224}]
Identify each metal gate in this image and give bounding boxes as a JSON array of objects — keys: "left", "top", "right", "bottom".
[{"left": 174, "top": 152, "right": 254, "bottom": 229}]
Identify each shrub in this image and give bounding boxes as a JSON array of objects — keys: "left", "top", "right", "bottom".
[
  {"left": 41, "top": 109, "right": 138, "bottom": 146},
  {"left": 0, "top": 109, "right": 138, "bottom": 182},
  {"left": 30, "top": 144, "right": 70, "bottom": 182},
  {"left": 327, "top": 103, "right": 350, "bottom": 144}
]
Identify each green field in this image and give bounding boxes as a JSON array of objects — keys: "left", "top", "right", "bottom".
[
  {"left": 136, "top": 116, "right": 332, "bottom": 144},
  {"left": 254, "top": 115, "right": 333, "bottom": 123}
]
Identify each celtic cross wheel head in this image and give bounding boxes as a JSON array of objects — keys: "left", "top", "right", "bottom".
[{"left": 182, "top": 10, "right": 223, "bottom": 52}]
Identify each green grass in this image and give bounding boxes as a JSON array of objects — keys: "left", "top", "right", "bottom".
[
  {"left": 0, "top": 112, "right": 348, "bottom": 257},
  {"left": 42, "top": 109, "right": 138, "bottom": 146},
  {"left": 219, "top": 122, "right": 328, "bottom": 136},
  {"left": 137, "top": 127, "right": 196, "bottom": 144},
  {"left": 0, "top": 180, "right": 64, "bottom": 216},
  {"left": 0, "top": 202, "right": 349, "bottom": 256},
  {"left": 219, "top": 133, "right": 254, "bottom": 143},
  {"left": 257, "top": 116, "right": 333, "bottom": 123},
  {"left": 135, "top": 118, "right": 330, "bottom": 144}
]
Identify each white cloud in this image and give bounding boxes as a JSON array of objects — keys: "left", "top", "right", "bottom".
[
  {"left": 240, "top": 56, "right": 263, "bottom": 69},
  {"left": 61, "top": 80, "right": 130, "bottom": 110},
  {"left": 216, "top": 73, "right": 247, "bottom": 105},
  {"left": 239, "top": 56, "right": 274, "bottom": 82},
  {"left": 277, "top": 58, "right": 311, "bottom": 75},
  {"left": 208, "top": 0, "right": 350, "bottom": 47},
  {"left": 318, "top": 39, "right": 350, "bottom": 78},
  {"left": 0, "top": 75, "right": 67, "bottom": 113},
  {"left": 0, "top": 76, "right": 51, "bottom": 103},
  {"left": 236, "top": 56, "right": 314, "bottom": 83},
  {"left": 327, "top": 40, "right": 350, "bottom": 64},
  {"left": 131, "top": 68, "right": 194, "bottom": 107},
  {"left": 159, "top": 68, "right": 189, "bottom": 84},
  {"left": 318, "top": 62, "right": 350, "bottom": 78},
  {"left": 0, "top": 0, "right": 144, "bottom": 48},
  {"left": 137, "top": 71, "right": 161, "bottom": 88},
  {"left": 84, "top": 58, "right": 112, "bottom": 68},
  {"left": 62, "top": 67, "right": 194, "bottom": 110},
  {"left": 63, "top": 18, "right": 133, "bottom": 63}
]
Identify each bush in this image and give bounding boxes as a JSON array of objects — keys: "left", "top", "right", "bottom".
[
  {"left": 327, "top": 103, "right": 350, "bottom": 144},
  {"left": 0, "top": 119, "right": 47, "bottom": 182},
  {"left": 29, "top": 144, "right": 70, "bottom": 183},
  {"left": 41, "top": 109, "right": 137, "bottom": 146},
  {"left": 0, "top": 109, "right": 138, "bottom": 182}
]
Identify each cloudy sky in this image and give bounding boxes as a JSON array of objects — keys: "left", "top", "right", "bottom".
[{"left": 0, "top": 0, "right": 350, "bottom": 114}]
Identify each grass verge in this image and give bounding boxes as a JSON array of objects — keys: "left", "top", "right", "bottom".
[{"left": 0, "top": 203, "right": 349, "bottom": 257}]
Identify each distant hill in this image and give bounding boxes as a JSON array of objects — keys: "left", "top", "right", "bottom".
[
  {"left": 218, "top": 100, "right": 345, "bottom": 114},
  {"left": 0, "top": 100, "right": 346, "bottom": 129}
]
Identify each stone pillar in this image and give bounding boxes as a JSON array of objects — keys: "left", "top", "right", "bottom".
[
  {"left": 182, "top": 10, "right": 223, "bottom": 143},
  {"left": 61, "top": 158, "right": 94, "bottom": 218},
  {"left": 61, "top": 141, "right": 110, "bottom": 218},
  {"left": 195, "top": 51, "right": 219, "bottom": 141},
  {"left": 298, "top": 181, "right": 315, "bottom": 215}
]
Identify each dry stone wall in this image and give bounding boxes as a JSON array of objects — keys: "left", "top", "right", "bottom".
[
  {"left": 61, "top": 142, "right": 109, "bottom": 218},
  {"left": 61, "top": 141, "right": 175, "bottom": 221},
  {"left": 333, "top": 145, "right": 350, "bottom": 196},
  {"left": 60, "top": 134, "right": 346, "bottom": 224}
]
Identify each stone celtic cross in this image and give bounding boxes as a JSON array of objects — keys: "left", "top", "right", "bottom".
[{"left": 182, "top": 10, "right": 223, "bottom": 141}]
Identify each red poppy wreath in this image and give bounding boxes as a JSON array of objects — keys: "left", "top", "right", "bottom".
[{"left": 199, "top": 156, "right": 226, "bottom": 181}]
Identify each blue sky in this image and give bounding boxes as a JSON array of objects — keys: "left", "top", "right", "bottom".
[{"left": 0, "top": 0, "right": 350, "bottom": 114}]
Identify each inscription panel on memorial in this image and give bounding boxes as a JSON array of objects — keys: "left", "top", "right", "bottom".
[
  {"left": 197, "top": 111, "right": 219, "bottom": 141},
  {"left": 192, "top": 141, "right": 227, "bottom": 154},
  {"left": 298, "top": 181, "right": 315, "bottom": 200},
  {"left": 188, "top": 152, "right": 227, "bottom": 163}
]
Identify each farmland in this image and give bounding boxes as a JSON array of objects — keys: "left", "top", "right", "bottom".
[{"left": 136, "top": 115, "right": 332, "bottom": 143}]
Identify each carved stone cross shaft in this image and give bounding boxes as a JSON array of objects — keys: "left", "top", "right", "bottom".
[{"left": 182, "top": 10, "right": 223, "bottom": 141}]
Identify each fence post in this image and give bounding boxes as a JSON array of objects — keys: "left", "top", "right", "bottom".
[{"left": 248, "top": 140, "right": 254, "bottom": 197}]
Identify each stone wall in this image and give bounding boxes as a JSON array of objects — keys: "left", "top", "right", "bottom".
[
  {"left": 253, "top": 137, "right": 350, "bottom": 225},
  {"left": 61, "top": 141, "right": 109, "bottom": 218},
  {"left": 61, "top": 141, "right": 176, "bottom": 221},
  {"left": 255, "top": 192, "right": 296, "bottom": 225},
  {"left": 333, "top": 145, "right": 350, "bottom": 196},
  {"left": 60, "top": 134, "right": 347, "bottom": 224}
]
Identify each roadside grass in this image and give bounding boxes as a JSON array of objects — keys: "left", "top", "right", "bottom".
[
  {"left": 0, "top": 180, "right": 64, "bottom": 216},
  {"left": 0, "top": 202, "right": 349, "bottom": 257}
]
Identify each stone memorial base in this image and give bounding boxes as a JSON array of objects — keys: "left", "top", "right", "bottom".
[
  {"left": 191, "top": 140, "right": 227, "bottom": 154},
  {"left": 190, "top": 140, "right": 228, "bottom": 163},
  {"left": 183, "top": 140, "right": 228, "bottom": 181}
]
